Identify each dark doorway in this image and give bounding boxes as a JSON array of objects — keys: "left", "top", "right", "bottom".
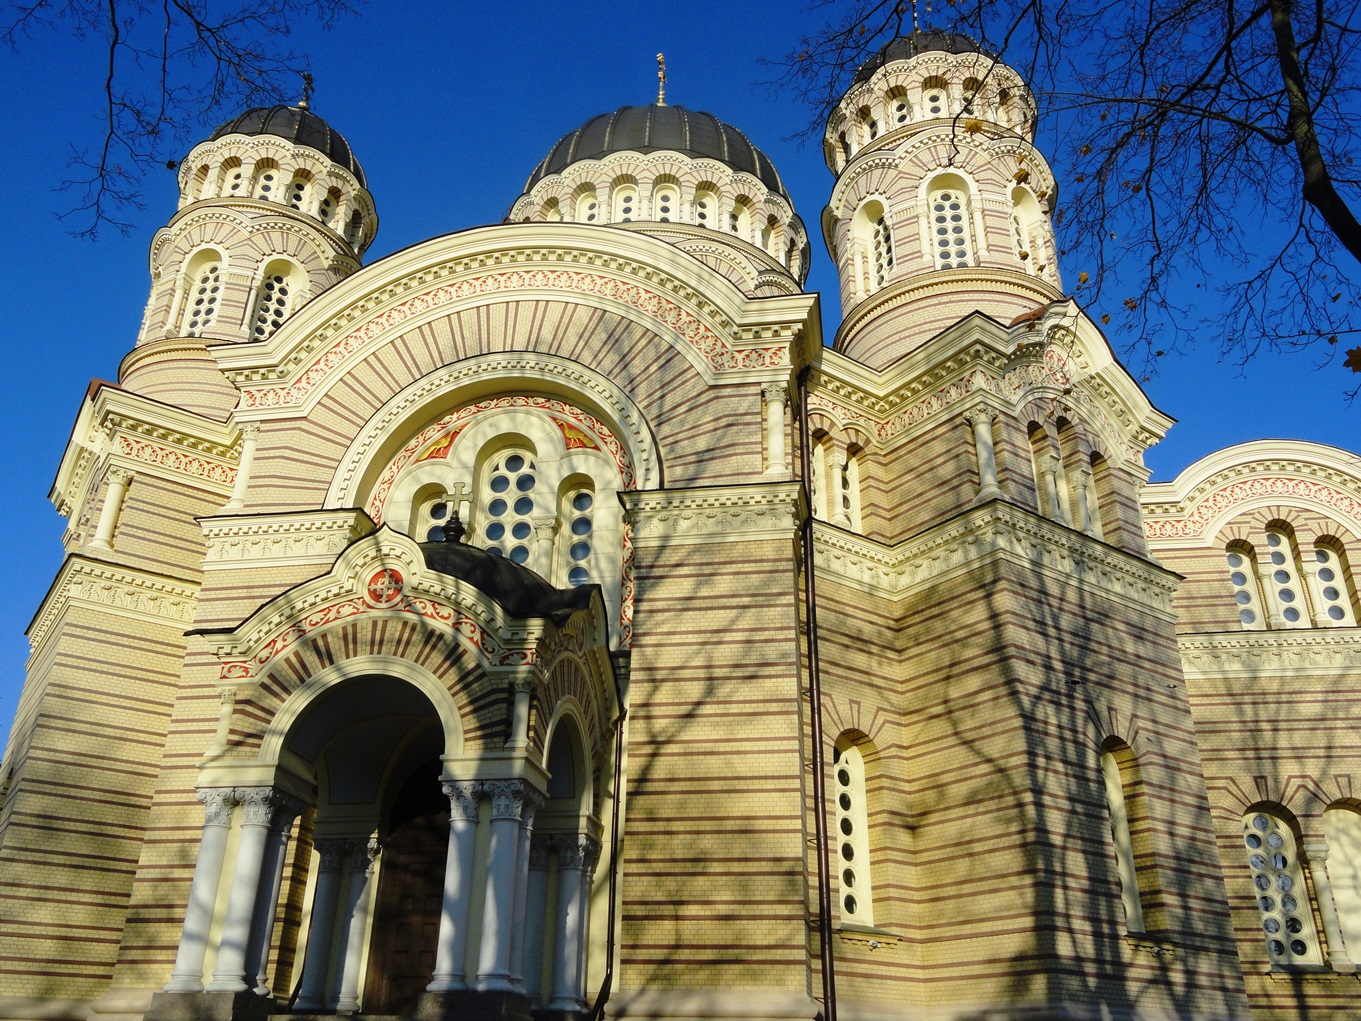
[{"left": 363, "top": 758, "right": 448, "bottom": 1014}]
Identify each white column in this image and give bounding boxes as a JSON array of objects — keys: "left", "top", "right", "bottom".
[
  {"left": 208, "top": 787, "right": 281, "bottom": 991},
  {"left": 1303, "top": 841, "right": 1357, "bottom": 972},
  {"left": 574, "top": 839, "right": 601, "bottom": 1009},
  {"left": 531, "top": 516, "right": 557, "bottom": 579},
  {"left": 505, "top": 678, "right": 532, "bottom": 751},
  {"left": 521, "top": 836, "right": 552, "bottom": 1005},
  {"left": 335, "top": 838, "right": 381, "bottom": 1012},
  {"left": 246, "top": 795, "right": 303, "bottom": 995},
  {"left": 509, "top": 788, "right": 545, "bottom": 991},
  {"left": 547, "top": 836, "right": 597, "bottom": 1012},
  {"left": 89, "top": 467, "right": 133, "bottom": 552},
  {"left": 204, "top": 688, "right": 236, "bottom": 759},
  {"left": 476, "top": 781, "right": 528, "bottom": 992},
  {"left": 1043, "top": 454, "right": 1066, "bottom": 522},
  {"left": 295, "top": 840, "right": 348, "bottom": 1011},
  {"left": 965, "top": 405, "right": 1003, "bottom": 504},
  {"left": 1075, "top": 467, "right": 1096, "bottom": 536},
  {"left": 829, "top": 450, "right": 851, "bottom": 528},
  {"left": 762, "top": 383, "right": 789, "bottom": 477},
  {"left": 222, "top": 423, "right": 260, "bottom": 512},
  {"left": 164, "top": 789, "right": 237, "bottom": 992},
  {"left": 427, "top": 782, "right": 481, "bottom": 992}
]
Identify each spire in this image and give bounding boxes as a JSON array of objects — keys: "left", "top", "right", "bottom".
[
  {"left": 299, "top": 71, "right": 314, "bottom": 110},
  {"left": 656, "top": 53, "right": 667, "bottom": 106}
]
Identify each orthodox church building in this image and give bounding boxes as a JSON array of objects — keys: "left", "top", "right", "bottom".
[{"left": 2, "top": 30, "right": 1359, "bottom": 1021}]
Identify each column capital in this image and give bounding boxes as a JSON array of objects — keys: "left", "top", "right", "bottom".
[
  {"left": 829, "top": 449, "right": 848, "bottom": 470},
  {"left": 232, "top": 786, "right": 288, "bottom": 827},
  {"left": 442, "top": 780, "right": 482, "bottom": 822},
  {"left": 963, "top": 403, "right": 999, "bottom": 427},
  {"left": 239, "top": 422, "right": 261, "bottom": 442},
  {"left": 314, "top": 837, "right": 351, "bottom": 871},
  {"left": 761, "top": 382, "right": 789, "bottom": 407},
  {"left": 486, "top": 780, "right": 528, "bottom": 821},
  {"left": 556, "top": 834, "right": 601, "bottom": 872},
  {"left": 106, "top": 466, "right": 135, "bottom": 486},
  {"left": 197, "top": 787, "right": 237, "bottom": 827},
  {"left": 531, "top": 515, "right": 557, "bottom": 541},
  {"left": 347, "top": 836, "right": 381, "bottom": 872},
  {"left": 529, "top": 833, "right": 554, "bottom": 868},
  {"left": 1302, "top": 840, "right": 1331, "bottom": 863}
]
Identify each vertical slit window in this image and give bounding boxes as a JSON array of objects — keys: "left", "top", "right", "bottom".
[{"left": 834, "top": 740, "right": 873, "bottom": 926}]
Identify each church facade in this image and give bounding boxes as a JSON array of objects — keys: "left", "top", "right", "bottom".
[{"left": 2, "top": 31, "right": 1359, "bottom": 1021}]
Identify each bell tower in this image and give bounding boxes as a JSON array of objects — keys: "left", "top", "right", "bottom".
[{"left": 823, "top": 31, "right": 1063, "bottom": 369}]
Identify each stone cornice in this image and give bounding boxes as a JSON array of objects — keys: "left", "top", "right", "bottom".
[
  {"left": 1177, "top": 629, "right": 1361, "bottom": 679},
  {"left": 1142, "top": 441, "right": 1361, "bottom": 542},
  {"left": 200, "top": 509, "right": 376, "bottom": 570},
  {"left": 51, "top": 384, "right": 240, "bottom": 518},
  {"left": 812, "top": 501, "right": 1178, "bottom": 618},
  {"left": 622, "top": 482, "right": 803, "bottom": 548},
  {"left": 28, "top": 556, "right": 200, "bottom": 650}
]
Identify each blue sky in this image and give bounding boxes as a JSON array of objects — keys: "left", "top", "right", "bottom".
[{"left": 0, "top": 0, "right": 1354, "bottom": 736}]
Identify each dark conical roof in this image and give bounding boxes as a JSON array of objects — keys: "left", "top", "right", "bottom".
[
  {"left": 526, "top": 104, "right": 788, "bottom": 200},
  {"left": 853, "top": 30, "right": 997, "bottom": 83},
  {"left": 210, "top": 104, "right": 366, "bottom": 187}
]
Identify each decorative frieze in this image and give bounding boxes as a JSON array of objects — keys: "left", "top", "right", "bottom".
[
  {"left": 201, "top": 510, "right": 375, "bottom": 569},
  {"left": 623, "top": 483, "right": 802, "bottom": 547},
  {"left": 1145, "top": 471, "right": 1361, "bottom": 541},
  {"left": 28, "top": 557, "right": 200, "bottom": 650},
  {"left": 812, "top": 503, "right": 1177, "bottom": 616},
  {"left": 1177, "top": 630, "right": 1361, "bottom": 679}
]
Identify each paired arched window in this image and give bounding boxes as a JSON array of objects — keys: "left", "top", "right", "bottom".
[
  {"left": 219, "top": 159, "right": 245, "bottom": 197},
  {"left": 1243, "top": 810, "right": 1322, "bottom": 966},
  {"left": 286, "top": 173, "right": 311, "bottom": 211},
  {"left": 652, "top": 185, "right": 678, "bottom": 222},
  {"left": 612, "top": 184, "right": 638, "bottom": 222},
  {"left": 889, "top": 91, "right": 910, "bottom": 127},
  {"left": 1231, "top": 529, "right": 1359, "bottom": 628},
  {"left": 921, "top": 77, "right": 949, "bottom": 117},
  {"left": 251, "top": 161, "right": 280, "bottom": 201},
  {"left": 575, "top": 189, "right": 599, "bottom": 223},
  {"left": 927, "top": 178, "right": 975, "bottom": 270},
  {"left": 251, "top": 260, "right": 303, "bottom": 339},
  {"left": 179, "top": 250, "right": 224, "bottom": 338},
  {"left": 834, "top": 737, "right": 874, "bottom": 927}
]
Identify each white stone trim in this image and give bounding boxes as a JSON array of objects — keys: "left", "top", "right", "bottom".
[
  {"left": 28, "top": 557, "right": 200, "bottom": 650},
  {"left": 813, "top": 503, "right": 1177, "bottom": 617},
  {"left": 201, "top": 509, "right": 374, "bottom": 569},
  {"left": 1177, "top": 629, "right": 1361, "bottom": 679},
  {"left": 622, "top": 484, "right": 802, "bottom": 548}
]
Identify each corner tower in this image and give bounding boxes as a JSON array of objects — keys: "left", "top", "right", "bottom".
[
  {"left": 122, "top": 102, "right": 377, "bottom": 418},
  {"left": 824, "top": 31, "right": 1063, "bottom": 369}
]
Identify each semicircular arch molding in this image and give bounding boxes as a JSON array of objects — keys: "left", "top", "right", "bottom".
[{"left": 325, "top": 350, "right": 662, "bottom": 513}]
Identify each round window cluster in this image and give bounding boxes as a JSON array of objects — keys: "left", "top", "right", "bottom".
[
  {"left": 933, "top": 192, "right": 970, "bottom": 269},
  {"left": 483, "top": 454, "right": 538, "bottom": 565},
  {"left": 253, "top": 274, "right": 290, "bottom": 338},
  {"left": 185, "top": 263, "right": 222, "bottom": 337},
  {"left": 1244, "top": 814, "right": 1314, "bottom": 962},
  {"left": 1265, "top": 532, "right": 1303, "bottom": 623}
]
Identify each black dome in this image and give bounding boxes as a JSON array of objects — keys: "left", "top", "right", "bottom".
[
  {"left": 852, "top": 30, "right": 997, "bottom": 84},
  {"left": 210, "top": 104, "right": 366, "bottom": 188},
  {"left": 526, "top": 105, "right": 788, "bottom": 201}
]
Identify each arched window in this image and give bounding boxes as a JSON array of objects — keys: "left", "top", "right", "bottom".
[
  {"left": 857, "top": 106, "right": 878, "bottom": 142},
  {"left": 922, "top": 77, "right": 948, "bottom": 117},
  {"left": 962, "top": 77, "right": 983, "bottom": 115},
  {"left": 871, "top": 214, "right": 894, "bottom": 287},
  {"left": 411, "top": 484, "right": 457, "bottom": 542},
  {"left": 810, "top": 438, "right": 828, "bottom": 521},
  {"left": 251, "top": 260, "right": 302, "bottom": 339},
  {"left": 345, "top": 210, "right": 364, "bottom": 247},
  {"left": 317, "top": 187, "right": 339, "bottom": 228},
  {"left": 693, "top": 188, "right": 717, "bottom": 228},
  {"left": 1226, "top": 544, "right": 1266, "bottom": 629},
  {"left": 1100, "top": 743, "right": 1158, "bottom": 933},
  {"left": 218, "top": 159, "right": 245, "bottom": 197},
  {"left": 889, "top": 90, "right": 910, "bottom": 127},
  {"left": 834, "top": 737, "right": 874, "bottom": 926},
  {"left": 286, "top": 173, "right": 310, "bottom": 211},
  {"left": 1243, "top": 810, "right": 1322, "bottom": 966},
  {"left": 1264, "top": 528, "right": 1310, "bottom": 628},
  {"left": 1089, "top": 452, "right": 1113, "bottom": 541},
  {"left": 853, "top": 199, "right": 892, "bottom": 296},
  {"left": 840, "top": 451, "right": 863, "bottom": 532},
  {"left": 1028, "top": 423, "right": 1059, "bottom": 518},
  {"left": 728, "top": 199, "right": 751, "bottom": 239},
  {"left": 839, "top": 132, "right": 852, "bottom": 164},
  {"left": 1011, "top": 187, "right": 1053, "bottom": 280},
  {"left": 180, "top": 250, "right": 223, "bottom": 338},
  {"left": 251, "top": 161, "right": 279, "bottom": 201},
  {"left": 652, "top": 184, "right": 678, "bottom": 222},
  {"left": 560, "top": 482, "right": 596, "bottom": 587},
  {"left": 542, "top": 198, "right": 563, "bottom": 222},
  {"left": 761, "top": 216, "right": 778, "bottom": 255},
  {"left": 1311, "top": 542, "right": 1357, "bottom": 625},
  {"left": 1322, "top": 805, "right": 1361, "bottom": 956},
  {"left": 575, "top": 188, "right": 599, "bottom": 223},
  {"left": 612, "top": 184, "right": 637, "bottom": 222},
  {"left": 480, "top": 449, "right": 540, "bottom": 566},
  {"left": 189, "top": 164, "right": 210, "bottom": 203},
  {"left": 928, "top": 178, "right": 975, "bottom": 269}
]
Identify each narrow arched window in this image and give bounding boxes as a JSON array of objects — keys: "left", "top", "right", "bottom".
[
  {"left": 653, "top": 185, "right": 678, "bottom": 222},
  {"left": 890, "top": 93, "right": 909, "bottom": 126},
  {"left": 1226, "top": 544, "right": 1266, "bottom": 629},
  {"left": 219, "top": 159, "right": 244, "bottom": 197},
  {"left": 613, "top": 185, "right": 637, "bottom": 222},
  {"left": 251, "top": 261, "right": 301, "bottom": 339},
  {"left": 1100, "top": 746, "right": 1148, "bottom": 933},
  {"left": 872, "top": 215, "right": 894, "bottom": 287},
  {"left": 841, "top": 452, "right": 862, "bottom": 531},
  {"left": 1243, "top": 810, "right": 1322, "bottom": 965},
  {"left": 180, "top": 251, "right": 223, "bottom": 338},
  {"left": 575, "top": 189, "right": 599, "bottom": 223},
  {"left": 1322, "top": 805, "right": 1361, "bottom": 956},
  {"left": 318, "top": 187, "right": 339, "bottom": 228},
  {"left": 481, "top": 450, "right": 539, "bottom": 566},
  {"left": 561, "top": 484, "right": 595, "bottom": 587},
  {"left": 693, "top": 189, "right": 717, "bottom": 228},
  {"left": 1311, "top": 543, "right": 1357, "bottom": 625},
  {"left": 833, "top": 738, "right": 873, "bottom": 926},
  {"left": 286, "top": 173, "right": 310, "bottom": 211},
  {"left": 542, "top": 198, "right": 562, "bottom": 222},
  {"left": 1264, "top": 528, "right": 1309, "bottom": 627},
  {"left": 251, "top": 162, "right": 279, "bottom": 201},
  {"left": 922, "top": 77, "right": 948, "bottom": 117},
  {"left": 929, "top": 182, "right": 974, "bottom": 269}
]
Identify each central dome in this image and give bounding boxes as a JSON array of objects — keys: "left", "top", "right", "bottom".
[{"left": 525, "top": 104, "right": 788, "bottom": 200}]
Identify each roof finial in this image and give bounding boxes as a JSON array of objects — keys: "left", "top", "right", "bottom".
[
  {"left": 299, "top": 71, "right": 314, "bottom": 110},
  {"left": 911, "top": 0, "right": 920, "bottom": 32},
  {"left": 656, "top": 53, "right": 667, "bottom": 106}
]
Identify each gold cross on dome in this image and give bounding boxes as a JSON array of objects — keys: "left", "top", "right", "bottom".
[{"left": 657, "top": 53, "right": 667, "bottom": 105}]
